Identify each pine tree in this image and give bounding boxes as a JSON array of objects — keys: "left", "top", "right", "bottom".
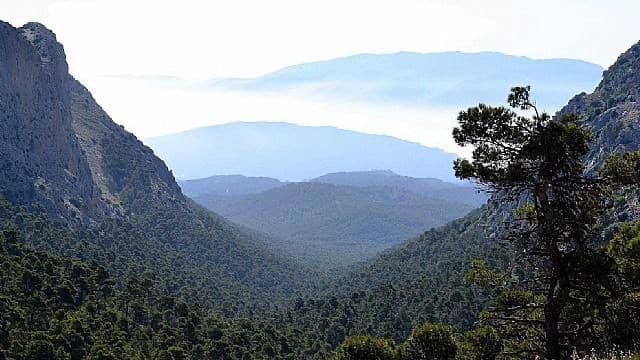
[{"left": 453, "top": 86, "right": 616, "bottom": 359}]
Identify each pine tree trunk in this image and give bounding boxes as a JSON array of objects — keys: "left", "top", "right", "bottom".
[
  {"left": 544, "top": 291, "right": 561, "bottom": 360},
  {"left": 544, "top": 255, "right": 567, "bottom": 360}
]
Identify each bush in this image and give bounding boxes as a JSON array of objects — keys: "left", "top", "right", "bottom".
[
  {"left": 333, "top": 335, "right": 396, "bottom": 360},
  {"left": 399, "top": 323, "right": 457, "bottom": 360},
  {"left": 461, "top": 327, "right": 501, "bottom": 360}
]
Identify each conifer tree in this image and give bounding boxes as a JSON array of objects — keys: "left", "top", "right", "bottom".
[{"left": 454, "top": 86, "right": 615, "bottom": 359}]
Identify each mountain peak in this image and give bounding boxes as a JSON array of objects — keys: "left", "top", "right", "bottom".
[
  {"left": 596, "top": 40, "right": 640, "bottom": 103},
  {"left": 146, "top": 122, "right": 460, "bottom": 182},
  {"left": 20, "top": 22, "right": 56, "bottom": 39},
  {"left": 559, "top": 39, "right": 640, "bottom": 172},
  {"left": 18, "top": 22, "right": 67, "bottom": 76}
]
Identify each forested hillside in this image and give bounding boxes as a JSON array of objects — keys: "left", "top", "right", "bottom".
[
  {"left": 311, "top": 170, "right": 487, "bottom": 207},
  {"left": 279, "top": 208, "right": 500, "bottom": 346},
  {"left": 190, "top": 178, "right": 478, "bottom": 267},
  {"left": 179, "top": 175, "right": 285, "bottom": 197},
  {"left": 0, "top": 226, "right": 311, "bottom": 359}
]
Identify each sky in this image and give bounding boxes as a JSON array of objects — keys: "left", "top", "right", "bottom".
[{"left": 4, "top": 0, "right": 640, "bottom": 155}]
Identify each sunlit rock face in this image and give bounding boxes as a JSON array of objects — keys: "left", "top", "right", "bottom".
[
  {"left": 0, "top": 21, "right": 184, "bottom": 223},
  {"left": 0, "top": 21, "right": 104, "bottom": 222}
]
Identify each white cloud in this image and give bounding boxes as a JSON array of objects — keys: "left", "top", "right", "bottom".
[{"left": 88, "top": 76, "right": 465, "bottom": 155}]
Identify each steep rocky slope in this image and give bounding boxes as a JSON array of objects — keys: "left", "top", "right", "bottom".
[
  {"left": 561, "top": 41, "right": 640, "bottom": 173},
  {"left": 0, "top": 22, "right": 105, "bottom": 222}
]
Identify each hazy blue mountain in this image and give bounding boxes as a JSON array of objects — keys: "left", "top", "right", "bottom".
[
  {"left": 146, "top": 122, "right": 461, "bottom": 182},
  {"left": 192, "top": 181, "right": 475, "bottom": 267},
  {"left": 311, "top": 170, "right": 487, "bottom": 207},
  {"left": 206, "top": 51, "right": 603, "bottom": 110},
  {"left": 179, "top": 175, "right": 285, "bottom": 197}
]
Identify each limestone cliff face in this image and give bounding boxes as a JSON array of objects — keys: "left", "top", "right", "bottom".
[
  {"left": 0, "top": 21, "right": 185, "bottom": 223},
  {"left": 560, "top": 41, "right": 640, "bottom": 172},
  {"left": 0, "top": 21, "right": 104, "bottom": 222},
  {"left": 68, "top": 78, "right": 184, "bottom": 217},
  {"left": 558, "top": 41, "right": 640, "bottom": 220}
]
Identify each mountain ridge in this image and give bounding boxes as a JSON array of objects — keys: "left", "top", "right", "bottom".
[
  {"left": 188, "top": 173, "right": 482, "bottom": 267},
  {"left": 204, "top": 51, "right": 603, "bottom": 110},
  {"left": 146, "top": 121, "right": 462, "bottom": 182}
]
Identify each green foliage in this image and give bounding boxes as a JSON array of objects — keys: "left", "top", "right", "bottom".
[
  {"left": 0, "top": 229, "right": 310, "bottom": 359},
  {"left": 333, "top": 336, "right": 396, "bottom": 360},
  {"left": 452, "top": 86, "right": 622, "bottom": 359},
  {"left": 460, "top": 327, "right": 501, "bottom": 360},
  {"left": 278, "top": 208, "right": 499, "bottom": 351},
  {"left": 604, "top": 221, "right": 640, "bottom": 348},
  {"left": 194, "top": 182, "right": 475, "bottom": 268},
  {"left": 398, "top": 323, "right": 457, "bottom": 360},
  {"left": 601, "top": 151, "right": 640, "bottom": 185},
  {"left": 464, "top": 260, "right": 501, "bottom": 287},
  {"left": 514, "top": 202, "right": 535, "bottom": 219},
  {"left": 0, "top": 196, "right": 320, "bottom": 319},
  {"left": 609, "top": 221, "right": 640, "bottom": 280}
]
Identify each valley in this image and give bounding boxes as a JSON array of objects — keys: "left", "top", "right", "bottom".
[{"left": 182, "top": 171, "right": 486, "bottom": 267}]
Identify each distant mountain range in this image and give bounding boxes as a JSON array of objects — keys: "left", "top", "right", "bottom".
[
  {"left": 182, "top": 171, "right": 487, "bottom": 267},
  {"left": 180, "top": 170, "right": 487, "bottom": 207},
  {"left": 179, "top": 174, "right": 284, "bottom": 197},
  {"left": 5, "top": 17, "right": 640, "bottom": 359},
  {"left": 146, "top": 122, "right": 462, "bottom": 182},
  {"left": 311, "top": 169, "right": 487, "bottom": 207},
  {"left": 205, "top": 51, "right": 603, "bottom": 111},
  {"left": 148, "top": 53, "right": 602, "bottom": 183}
]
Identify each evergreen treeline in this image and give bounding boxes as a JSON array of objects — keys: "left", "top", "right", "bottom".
[
  {"left": 0, "top": 228, "right": 320, "bottom": 359},
  {"left": 0, "top": 195, "right": 322, "bottom": 319},
  {"left": 5, "top": 85, "right": 640, "bottom": 358}
]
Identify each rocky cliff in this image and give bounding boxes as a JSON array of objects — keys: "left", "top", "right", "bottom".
[
  {"left": 560, "top": 41, "right": 640, "bottom": 172},
  {"left": 0, "top": 22, "right": 105, "bottom": 222}
]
